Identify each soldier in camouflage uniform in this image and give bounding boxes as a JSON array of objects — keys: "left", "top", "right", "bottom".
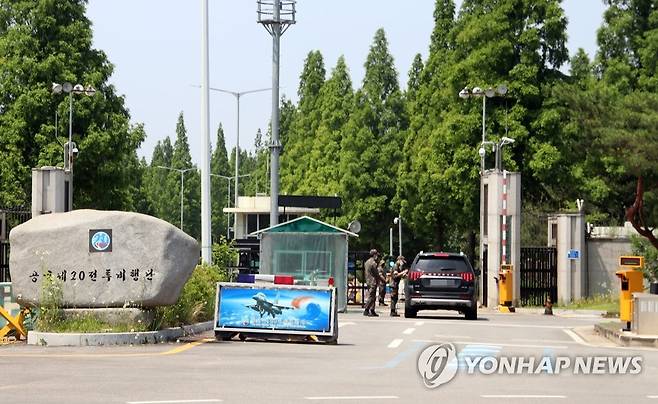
[
  {"left": 364, "top": 249, "right": 383, "bottom": 317},
  {"left": 389, "top": 256, "right": 408, "bottom": 317}
]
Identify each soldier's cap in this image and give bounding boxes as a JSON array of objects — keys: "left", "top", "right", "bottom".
[{"left": 369, "top": 249, "right": 379, "bottom": 257}]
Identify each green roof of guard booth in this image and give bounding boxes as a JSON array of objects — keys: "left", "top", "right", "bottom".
[{"left": 250, "top": 216, "right": 358, "bottom": 237}]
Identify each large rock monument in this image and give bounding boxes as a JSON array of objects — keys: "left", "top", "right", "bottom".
[{"left": 9, "top": 210, "right": 199, "bottom": 308}]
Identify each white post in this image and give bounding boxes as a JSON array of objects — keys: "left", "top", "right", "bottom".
[
  {"left": 68, "top": 92, "right": 73, "bottom": 206},
  {"left": 398, "top": 217, "right": 402, "bottom": 257},
  {"left": 200, "top": 0, "right": 212, "bottom": 263},
  {"left": 227, "top": 179, "right": 231, "bottom": 239},
  {"left": 234, "top": 94, "right": 240, "bottom": 237},
  {"left": 180, "top": 169, "right": 185, "bottom": 230},
  {"left": 389, "top": 227, "right": 393, "bottom": 257}
]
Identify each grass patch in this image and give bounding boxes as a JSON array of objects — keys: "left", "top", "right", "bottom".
[
  {"left": 555, "top": 294, "right": 619, "bottom": 312},
  {"left": 43, "top": 314, "right": 150, "bottom": 333}
]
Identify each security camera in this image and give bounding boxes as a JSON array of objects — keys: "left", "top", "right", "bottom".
[
  {"left": 478, "top": 147, "right": 486, "bottom": 158},
  {"left": 71, "top": 146, "right": 79, "bottom": 157},
  {"left": 393, "top": 217, "right": 399, "bottom": 225}
]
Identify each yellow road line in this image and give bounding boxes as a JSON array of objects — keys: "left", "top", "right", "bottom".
[
  {"left": 161, "top": 338, "right": 214, "bottom": 355},
  {"left": 0, "top": 338, "right": 213, "bottom": 358}
]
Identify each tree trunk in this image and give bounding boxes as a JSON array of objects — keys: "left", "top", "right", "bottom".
[{"left": 625, "top": 176, "right": 658, "bottom": 250}]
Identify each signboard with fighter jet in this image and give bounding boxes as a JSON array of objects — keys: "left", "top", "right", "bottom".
[{"left": 214, "top": 282, "right": 337, "bottom": 340}]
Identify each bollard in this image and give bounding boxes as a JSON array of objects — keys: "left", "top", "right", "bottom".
[
  {"left": 650, "top": 282, "right": 658, "bottom": 295},
  {"left": 544, "top": 297, "right": 553, "bottom": 315}
]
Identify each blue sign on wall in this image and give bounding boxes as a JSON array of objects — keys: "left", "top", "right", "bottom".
[
  {"left": 214, "top": 283, "right": 335, "bottom": 335},
  {"left": 568, "top": 249, "right": 580, "bottom": 260}
]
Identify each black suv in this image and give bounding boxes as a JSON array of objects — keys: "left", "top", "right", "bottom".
[{"left": 404, "top": 252, "right": 479, "bottom": 320}]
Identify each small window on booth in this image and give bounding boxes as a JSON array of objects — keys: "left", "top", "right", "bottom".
[{"left": 247, "top": 214, "right": 258, "bottom": 235}]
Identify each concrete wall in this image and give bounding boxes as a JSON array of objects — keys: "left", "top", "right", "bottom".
[{"left": 587, "top": 238, "right": 633, "bottom": 296}]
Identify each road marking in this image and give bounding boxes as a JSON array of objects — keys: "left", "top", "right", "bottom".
[
  {"left": 513, "top": 338, "right": 577, "bottom": 345},
  {"left": 561, "top": 327, "right": 658, "bottom": 352},
  {"left": 387, "top": 339, "right": 404, "bottom": 349},
  {"left": 0, "top": 339, "right": 213, "bottom": 359},
  {"left": 338, "top": 322, "right": 355, "bottom": 328},
  {"left": 305, "top": 396, "right": 398, "bottom": 401},
  {"left": 383, "top": 341, "right": 425, "bottom": 368},
  {"left": 647, "top": 395, "right": 658, "bottom": 399},
  {"left": 455, "top": 341, "right": 568, "bottom": 349},
  {"left": 161, "top": 339, "right": 213, "bottom": 355},
  {"left": 435, "top": 334, "right": 472, "bottom": 340},
  {"left": 414, "top": 340, "right": 568, "bottom": 349},
  {"left": 126, "top": 400, "right": 222, "bottom": 404},
  {"left": 562, "top": 329, "right": 587, "bottom": 345},
  {"left": 402, "top": 328, "right": 415, "bottom": 335},
  {"left": 415, "top": 321, "right": 425, "bottom": 326},
  {"left": 481, "top": 395, "right": 566, "bottom": 399}
]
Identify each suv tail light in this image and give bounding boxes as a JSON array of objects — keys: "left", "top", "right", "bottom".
[
  {"left": 409, "top": 271, "right": 422, "bottom": 281},
  {"left": 459, "top": 272, "right": 474, "bottom": 283}
]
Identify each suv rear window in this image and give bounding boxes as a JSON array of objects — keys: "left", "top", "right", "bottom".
[{"left": 413, "top": 256, "right": 470, "bottom": 273}]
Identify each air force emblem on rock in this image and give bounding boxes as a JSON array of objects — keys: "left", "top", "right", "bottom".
[{"left": 90, "top": 229, "right": 112, "bottom": 252}]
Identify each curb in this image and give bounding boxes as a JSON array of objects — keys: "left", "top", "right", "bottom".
[
  {"left": 27, "top": 321, "right": 213, "bottom": 347},
  {"left": 480, "top": 307, "right": 607, "bottom": 317},
  {"left": 510, "top": 307, "right": 607, "bottom": 317},
  {"left": 595, "top": 323, "right": 658, "bottom": 348}
]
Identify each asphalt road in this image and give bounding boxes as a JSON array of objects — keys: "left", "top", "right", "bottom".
[{"left": 3, "top": 308, "right": 658, "bottom": 404}]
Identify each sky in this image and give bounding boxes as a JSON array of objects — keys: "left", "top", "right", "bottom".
[{"left": 85, "top": 1, "right": 607, "bottom": 166}]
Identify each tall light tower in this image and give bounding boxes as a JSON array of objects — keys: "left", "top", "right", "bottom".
[
  {"left": 200, "top": 0, "right": 212, "bottom": 263},
  {"left": 257, "top": 0, "right": 296, "bottom": 227}
]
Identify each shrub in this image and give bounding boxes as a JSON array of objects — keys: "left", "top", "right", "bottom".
[
  {"left": 152, "top": 262, "right": 231, "bottom": 329},
  {"left": 631, "top": 235, "right": 658, "bottom": 282},
  {"left": 36, "top": 273, "right": 65, "bottom": 331}
]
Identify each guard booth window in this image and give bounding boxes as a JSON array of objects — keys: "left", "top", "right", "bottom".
[{"left": 247, "top": 214, "right": 258, "bottom": 235}]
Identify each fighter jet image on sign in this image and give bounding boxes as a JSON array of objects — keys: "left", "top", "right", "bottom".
[{"left": 247, "top": 292, "right": 294, "bottom": 318}]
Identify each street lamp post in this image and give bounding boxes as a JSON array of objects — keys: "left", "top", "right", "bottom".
[
  {"left": 205, "top": 86, "right": 272, "bottom": 235},
  {"left": 156, "top": 166, "right": 195, "bottom": 231},
  {"left": 393, "top": 216, "right": 402, "bottom": 257},
  {"left": 52, "top": 82, "right": 96, "bottom": 209},
  {"left": 459, "top": 85, "right": 508, "bottom": 306}
]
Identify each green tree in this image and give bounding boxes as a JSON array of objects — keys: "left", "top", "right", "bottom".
[
  {"left": 307, "top": 56, "right": 354, "bottom": 198},
  {"left": 399, "top": 0, "right": 570, "bottom": 254},
  {"left": 0, "top": 0, "right": 144, "bottom": 209},
  {"left": 339, "top": 28, "right": 407, "bottom": 248},
  {"left": 280, "top": 50, "right": 326, "bottom": 194},
  {"left": 168, "top": 112, "right": 200, "bottom": 239},
  {"left": 211, "top": 123, "right": 230, "bottom": 241}
]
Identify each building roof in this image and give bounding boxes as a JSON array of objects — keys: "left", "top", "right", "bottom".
[{"left": 250, "top": 216, "right": 358, "bottom": 237}]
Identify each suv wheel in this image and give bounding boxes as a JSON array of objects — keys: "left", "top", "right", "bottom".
[
  {"left": 464, "top": 308, "right": 477, "bottom": 320},
  {"left": 404, "top": 308, "right": 418, "bottom": 318}
]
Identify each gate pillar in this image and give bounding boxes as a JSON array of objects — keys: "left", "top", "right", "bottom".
[
  {"left": 481, "top": 170, "right": 521, "bottom": 308},
  {"left": 548, "top": 208, "right": 587, "bottom": 304}
]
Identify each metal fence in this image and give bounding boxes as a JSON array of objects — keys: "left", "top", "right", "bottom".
[
  {"left": 0, "top": 242, "right": 9, "bottom": 282},
  {"left": 0, "top": 207, "right": 31, "bottom": 282},
  {"left": 520, "top": 246, "right": 558, "bottom": 306}
]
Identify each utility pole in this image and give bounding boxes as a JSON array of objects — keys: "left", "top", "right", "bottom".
[{"left": 200, "top": 0, "right": 212, "bottom": 263}]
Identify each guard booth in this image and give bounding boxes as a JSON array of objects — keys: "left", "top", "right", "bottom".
[{"left": 251, "top": 216, "right": 357, "bottom": 312}]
